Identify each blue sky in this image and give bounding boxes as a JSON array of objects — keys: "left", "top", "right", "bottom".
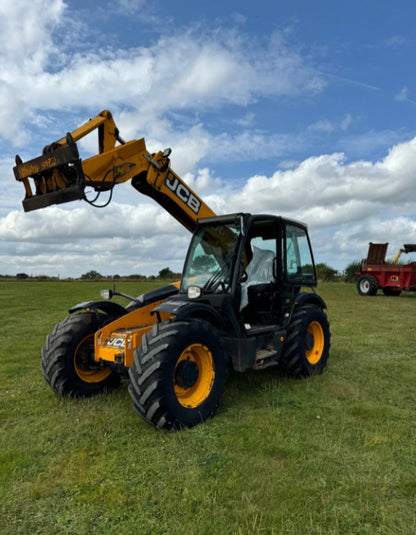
[{"left": 1, "top": 0, "right": 416, "bottom": 277}]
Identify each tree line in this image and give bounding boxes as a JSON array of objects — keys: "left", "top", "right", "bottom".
[
  {"left": 6, "top": 267, "right": 182, "bottom": 281},
  {"left": 6, "top": 263, "right": 362, "bottom": 282}
]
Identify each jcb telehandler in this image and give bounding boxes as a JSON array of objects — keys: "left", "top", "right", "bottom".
[{"left": 14, "top": 110, "right": 330, "bottom": 430}]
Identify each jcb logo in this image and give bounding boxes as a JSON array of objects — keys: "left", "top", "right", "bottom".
[
  {"left": 106, "top": 337, "right": 125, "bottom": 348},
  {"left": 165, "top": 172, "right": 201, "bottom": 215}
]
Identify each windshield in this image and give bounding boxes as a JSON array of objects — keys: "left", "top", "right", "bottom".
[{"left": 181, "top": 222, "right": 240, "bottom": 293}]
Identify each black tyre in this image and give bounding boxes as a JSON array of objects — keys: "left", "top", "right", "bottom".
[
  {"left": 357, "top": 275, "right": 378, "bottom": 296},
  {"left": 128, "top": 319, "right": 228, "bottom": 431},
  {"left": 41, "top": 312, "right": 121, "bottom": 397},
  {"left": 382, "top": 288, "right": 401, "bottom": 297},
  {"left": 281, "top": 304, "right": 330, "bottom": 378}
]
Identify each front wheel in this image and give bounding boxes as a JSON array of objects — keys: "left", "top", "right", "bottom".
[
  {"left": 128, "top": 319, "right": 228, "bottom": 430},
  {"left": 281, "top": 304, "right": 330, "bottom": 378},
  {"left": 41, "top": 312, "right": 121, "bottom": 397}
]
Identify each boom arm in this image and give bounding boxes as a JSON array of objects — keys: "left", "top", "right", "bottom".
[{"left": 13, "top": 110, "right": 215, "bottom": 232}]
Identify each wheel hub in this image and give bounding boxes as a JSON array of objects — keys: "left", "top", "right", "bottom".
[
  {"left": 175, "top": 359, "right": 199, "bottom": 389},
  {"left": 74, "top": 333, "right": 112, "bottom": 383},
  {"left": 306, "top": 332, "right": 315, "bottom": 351}
]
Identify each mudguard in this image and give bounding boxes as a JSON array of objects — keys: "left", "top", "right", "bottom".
[
  {"left": 294, "top": 291, "right": 327, "bottom": 310},
  {"left": 69, "top": 300, "right": 127, "bottom": 317},
  {"left": 152, "top": 300, "right": 223, "bottom": 330},
  {"left": 125, "top": 283, "right": 179, "bottom": 310},
  {"left": 285, "top": 291, "right": 328, "bottom": 327}
]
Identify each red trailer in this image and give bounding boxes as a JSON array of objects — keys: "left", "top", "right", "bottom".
[{"left": 357, "top": 242, "right": 416, "bottom": 296}]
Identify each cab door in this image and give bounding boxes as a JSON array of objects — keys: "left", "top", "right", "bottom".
[
  {"left": 239, "top": 218, "right": 283, "bottom": 325},
  {"left": 282, "top": 222, "right": 317, "bottom": 304}
]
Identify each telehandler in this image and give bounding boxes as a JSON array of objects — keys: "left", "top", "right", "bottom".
[{"left": 14, "top": 110, "right": 330, "bottom": 430}]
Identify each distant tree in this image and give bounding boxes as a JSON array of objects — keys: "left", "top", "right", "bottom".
[
  {"left": 80, "top": 270, "right": 102, "bottom": 280},
  {"left": 128, "top": 274, "right": 147, "bottom": 280},
  {"left": 315, "top": 263, "right": 338, "bottom": 282},
  {"left": 344, "top": 261, "right": 362, "bottom": 283},
  {"left": 158, "top": 267, "right": 175, "bottom": 279},
  {"left": 16, "top": 273, "right": 29, "bottom": 279}
]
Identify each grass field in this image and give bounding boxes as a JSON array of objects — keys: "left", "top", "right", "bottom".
[{"left": 1, "top": 280, "right": 415, "bottom": 534}]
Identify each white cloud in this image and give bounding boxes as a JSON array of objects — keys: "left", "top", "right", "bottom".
[
  {"left": 0, "top": 203, "right": 190, "bottom": 277},
  {"left": 395, "top": 86, "right": 409, "bottom": 102},
  {"left": 0, "top": 0, "right": 65, "bottom": 69},
  {"left": 0, "top": 203, "right": 185, "bottom": 243},
  {"left": 110, "top": 0, "right": 147, "bottom": 15},
  {"left": 180, "top": 168, "right": 222, "bottom": 194},
  {"left": 340, "top": 114, "right": 353, "bottom": 131},
  {"left": 226, "top": 138, "right": 416, "bottom": 226},
  {"left": 220, "top": 137, "right": 416, "bottom": 270},
  {"left": 308, "top": 119, "right": 334, "bottom": 133},
  {"left": 308, "top": 114, "right": 354, "bottom": 134},
  {"left": 0, "top": 1, "right": 325, "bottom": 147},
  {"left": 3, "top": 135, "right": 416, "bottom": 276}
]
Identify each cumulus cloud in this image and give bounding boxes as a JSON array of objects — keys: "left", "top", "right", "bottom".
[
  {"left": 0, "top": 0, "right": 64, "bottom": 69},
  {"left": 3, "top": 135, "right": 416, "bottom": 276},
  {"left": 0, "top": 0, "right": 324, "bottom": 148},
  {"left": 227, "top": 139, "right": 416, "bottom": 224},
  {"left": 0, "top": 203, "right": 190, "bottom": 276},
  {"left": 0, "top": 202, "right": 186, "bottom": 243}
]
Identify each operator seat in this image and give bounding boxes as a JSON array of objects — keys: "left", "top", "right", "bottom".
[{"left": 240, "top": 246, "right": 276, "bottom": 324}]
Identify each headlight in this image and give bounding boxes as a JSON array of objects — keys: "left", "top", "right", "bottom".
[{"left": 187, "top": 286, "right": 201, "bottom": 299}]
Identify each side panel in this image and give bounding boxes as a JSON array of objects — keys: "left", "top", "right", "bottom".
[
  {"left": 94, "top": 300, "right": 172, "bottom": 367},
  {"left": 363, "top": 263, "right": 416, "bottom": 290}
]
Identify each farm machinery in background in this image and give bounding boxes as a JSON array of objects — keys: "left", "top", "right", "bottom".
[
  {"left": 13, "top": 110, "right": 330, "bottom": 430},
  {"left": 357, "top": 242, "right": 416, "bottom": 296}
]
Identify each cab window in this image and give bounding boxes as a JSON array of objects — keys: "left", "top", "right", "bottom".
[{"left": 284, "top": 224, "right": 315, "bottom": 283}]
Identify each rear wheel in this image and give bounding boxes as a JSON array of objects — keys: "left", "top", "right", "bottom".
[
  {"left": 128, "top": 319, "right": 228, "bottom": 430},
  {"left": 41, "top": 312, "right": 121, "bottom": 397},
  {"left": 357, "top": 275, "right": 378, "bottom": 296},
  {"left": 281, "top": 304, "right": 330, "bottom": 378}
]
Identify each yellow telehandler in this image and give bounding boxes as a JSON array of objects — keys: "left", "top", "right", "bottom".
[{"left": 14, "top": 111, "right": 330, "bottom": 430}]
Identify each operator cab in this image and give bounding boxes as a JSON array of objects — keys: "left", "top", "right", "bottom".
[{"left": 178, "top": 213, "right": 317, "bottom": 330}]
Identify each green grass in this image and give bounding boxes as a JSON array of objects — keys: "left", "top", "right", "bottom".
[{"left": 1, "top": 281, "right": 415, "bottom": 534}]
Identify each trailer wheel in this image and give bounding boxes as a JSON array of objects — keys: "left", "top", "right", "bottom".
[
  {"left": 357, "top": 274, "right": 378, "bottom": 296},
  {"left": 281, "top": 304, "right": 330, "bottom": 378},
  {"left": 128, "top": 319, "right": 228, "bottom": 431},
  {"left": 41, "top": 312, "right": 121, "bottom": 398}
]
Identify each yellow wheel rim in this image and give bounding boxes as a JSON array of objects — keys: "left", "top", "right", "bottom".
[
  {"left": 174, "top": 344, "right": 215, "bottom": 408},
  {"left": 305, "top": 321, "right": 325, "bottom": 365},
  {"left": 74, "top": 333, "right": 112, "bottom": 383}
]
